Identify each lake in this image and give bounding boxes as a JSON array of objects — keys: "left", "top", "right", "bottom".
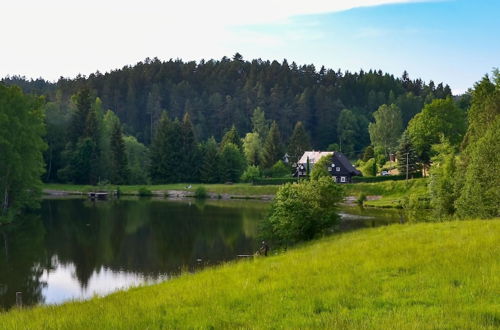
[{"left": 0, "top": 197, "right": 409, "bottom": 310}]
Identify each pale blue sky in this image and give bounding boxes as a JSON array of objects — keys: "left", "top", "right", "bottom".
[{"left": 1, "top": 0, "right": 498, "bottom": 93}]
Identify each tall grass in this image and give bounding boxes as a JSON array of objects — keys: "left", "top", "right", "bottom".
[{"left": 1, "top": 219, "right": 498, "bottom": 329}]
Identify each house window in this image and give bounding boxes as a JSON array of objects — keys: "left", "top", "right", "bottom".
[
  {"left": 333, "top": 176, "right": 337, "bottom": 182},
  {"left": 336, "top": 167, "right": 340, "bottom": 172},
  {"left": 340, "top": 176, "right": 346, "bottom": 183},
  {"left": 328, "top": 167, "right": 332, "bottom": 171}
]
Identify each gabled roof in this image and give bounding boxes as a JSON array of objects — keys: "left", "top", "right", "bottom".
[
  {"left": 298, "top": 151, "right": 333, "bottom": 165},
  {"left": 333, "top": 151, "right": 362, "bottom": 176},
  {"left": 297, "top": 150, "right": 361, "bottom": 176}
]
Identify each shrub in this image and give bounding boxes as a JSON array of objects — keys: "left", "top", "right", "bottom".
[
  {"left": 270, "top": 160, "right": 290, "bottom": 178},
  {"left": 359, "top": 158, "right": 378, "bottom": 177},
  {"left": 310, "top": 155, "right": 332, "bottom": 181},
  {"left": 137, "top": 187, "right": 153, "bottom": 197},
  {"left": 261, "top": 177, "right": 344, "bottom": 245},
  {"left": 194, "top": 186, "right": 208, "bottom": 199},
  {"left": 356, "top": 193, "right": 367, "bottom": 205},
  {"left": 240, "top": 165, "right": 262, "bottom": 183}
]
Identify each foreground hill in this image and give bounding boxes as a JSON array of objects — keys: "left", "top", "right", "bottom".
[{"left": 1, "top": 219, "right": 498, "bottom": 329}]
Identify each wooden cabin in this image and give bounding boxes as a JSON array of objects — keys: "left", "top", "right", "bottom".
[{"left": 295, "top": 151, "right": 361, "bottom": 183}]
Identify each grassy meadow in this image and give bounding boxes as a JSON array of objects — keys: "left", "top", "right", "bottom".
[
  {"left": 1, "top": 219, "right": 498, "bottom": 329},
  {"left": 345, "top": 178, "right": 428, "bottom": 208}
]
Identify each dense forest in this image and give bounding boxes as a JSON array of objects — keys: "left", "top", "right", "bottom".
[
  {"left": 3, "top": 54, "right": 454, "bottom": 146},
  {"left": 1, "top": 55, "right": 498, "bottom": 220},
  {"left": 1, "top": 54, "right": 457, "bottom": 184}
]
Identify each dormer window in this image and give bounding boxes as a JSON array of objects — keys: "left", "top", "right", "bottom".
[{"left": 336, "top": 167, "right": 340, "bottom": 172}]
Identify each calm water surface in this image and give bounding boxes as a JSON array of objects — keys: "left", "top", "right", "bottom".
[{"left": 0, "top": 197, "right": 411, "bottom": 310}]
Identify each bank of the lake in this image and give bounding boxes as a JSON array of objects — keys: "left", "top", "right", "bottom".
[
  {"left": 43, "top": 178, "right": 428, "bottom": 207},
  {"left": 2, "top": 218, "right": 498, "bottom": 329}
]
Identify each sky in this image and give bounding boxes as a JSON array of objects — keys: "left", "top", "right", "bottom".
[{"left": 1, "top": 0, "right": 498, "bottom": 94}]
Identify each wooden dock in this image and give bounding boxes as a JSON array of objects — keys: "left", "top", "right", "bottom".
[{"left": 88, "top": 192, "right": 108, "bottom": 200}]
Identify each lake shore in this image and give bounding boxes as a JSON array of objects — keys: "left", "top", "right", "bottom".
[
  {"left": 43, "top": 178, "right": 428, "bottom": 207},
  {"left": 1, "top": 218, "right": 498, "bottom": 328}
]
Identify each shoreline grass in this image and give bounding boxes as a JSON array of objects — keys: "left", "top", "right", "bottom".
[
  {"left": 43, "top": 183, "right": 280, "bottom": 197},
  {"left": 1, "top": 218, "right": 498, "bottom": 329},
  {"left": 43, "top": 179, "right": 428, "bottom": 208},
  {"left": 345, "top": 178, "right": 428, "bottom": 208}
]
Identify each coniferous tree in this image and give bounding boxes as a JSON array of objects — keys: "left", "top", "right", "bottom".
[
  {"left": 69, "top": 88, "right": 92, "bottom": 144},
  {"left": 150, "top": 113, "right": 174, "bottom": 183},
  {"left": 110, "top": 121, "right": 129, "bottom": 184},
  {"left": 220, "top": 125, "right": 242, "bottom": 150},
  {"left": 262, "top": 121, "right": 283, "bottom": 169},
  {"left": 179, "top": 112, "right": 198, "bottom": 182},
  {"left": 251, "top": 107, "right": 269, "bottom": 140},
  {"left": 200, "top": 137, "right": 220, "bottom": 183},
  {"left": 219, "top": 143, "right": 246, "bottom": 183},
  {"left": 362, "top": 145, "right": 375, "bottom": 162},
  {"left": 396, "top": 131, "right": 420, "bottom": 176},
  {"left": 287, "top": 121, "right": 311, "bottom": 165}
]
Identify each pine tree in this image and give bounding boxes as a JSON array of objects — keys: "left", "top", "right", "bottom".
[
  {"left": 200, "top": 137, "right": 220, "bottom": 183},
  {"left": 110, "top": 121, "right": 129, "bottom": 184},
  {"left": 287, "top": 121, "right": 311, "bottom": 165},
  {"left": 262, "top": 121, "right": 283, "bottom": 169},
  {"left": 396, "top": 131, "right": 420, "bottom": 176},
  {"left": 150, "top": 113, "right": 174, "bottom": 183},
  {"left": 219, "top": 143, "right": 246, "bottom": 182},
  {"left": 251, "top": 107, "right": 269, "bottom": 139},
  {"left": 220, "top": 125, "right": 242, "bottom": 150},
  {"left": 70, "top": 88, "right": 92, "bottom": 144},
  {"left": 179, "top": 112, "right": 198, "bottom": 182}
]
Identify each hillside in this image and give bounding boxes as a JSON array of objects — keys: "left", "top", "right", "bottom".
[
  {"left": 2, "top": 56, "right": 452, "bottom": 149},
  {"left": 1, "top": 219, "right": 498, "bottom": 329}
]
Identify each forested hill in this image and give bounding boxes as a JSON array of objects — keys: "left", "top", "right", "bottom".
[{"left": 2, "top": 54, "right": 452, "bottom": 151}]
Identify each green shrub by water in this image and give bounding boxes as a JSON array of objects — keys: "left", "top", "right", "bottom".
[
  {"left": 194, "top": 186, "right": 208, "bottom": 199},
  {"left": 137, "top": 187, "right": 153, "bottom": 197},
  {"left": 1, "top": 219, "right": 498, "bottom": 329}
]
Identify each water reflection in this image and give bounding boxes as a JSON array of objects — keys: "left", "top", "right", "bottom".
[
  {"left": 0, "top": 198, "right": 267, "bottom": 310},
  {"left": 0, "top": 198, "right": 429, "bottom": 310}
]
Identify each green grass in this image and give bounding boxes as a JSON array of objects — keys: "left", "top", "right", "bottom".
[
  {"left": 43, "top": 183, "right": 280, "bottom": 197},
  {"left": 345, "top": 178, "right": 428, "bottom": 208},
  {"left": 1, "top": 219, "right": 498, "bottom": 329}
]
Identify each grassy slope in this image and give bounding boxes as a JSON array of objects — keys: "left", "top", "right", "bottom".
[
  {"left": 345, "top": 178, "right": 428, "bottom": 207},
  {"left": 1, "top": 219, "right": 498, "bottom": 329}
]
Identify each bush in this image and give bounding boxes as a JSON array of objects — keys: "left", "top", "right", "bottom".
[
  {"left": 194, "top": 186, "right": 208, "bottom": 199},
  {"left": 357, "top": 193, "right": 367, "bottom": 205},
  {"left": 261, "top": 177, "right": 344, "bottom": 245},
  {"left": 310, "top": 155, "right": 332, "bottom": 181},
  {"left": 137, "top": 187, "right": 153, "bottom": 197},
  {"left": 360, "top": 158, "right": 377, "bottom": 177},
  {"left": 240, "top": 165, "right": 262, "bottom": 183},
  {"left": 270, "top": 160, "right": 290, "bottom": 178}
]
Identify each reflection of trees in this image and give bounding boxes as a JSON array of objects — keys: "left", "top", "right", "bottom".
[
  {"left": 0, "top": 198, "right": 267, "bottom": 310},
  {"left": 40, "top": 199, "right": 264, "bottom": 288},
  {"left": 0, "top": 215, "right": 48, "bottom": 310}
]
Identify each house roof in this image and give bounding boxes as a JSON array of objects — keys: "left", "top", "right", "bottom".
[
  {"left": 298, "top": 151, "right": 333, "bottom": 165},
  {"left": 297, "top": 150, "right": 361, "bottom": 176},
  {"left": 333, "top": 151, "right": 362, "bottom": 175}
]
